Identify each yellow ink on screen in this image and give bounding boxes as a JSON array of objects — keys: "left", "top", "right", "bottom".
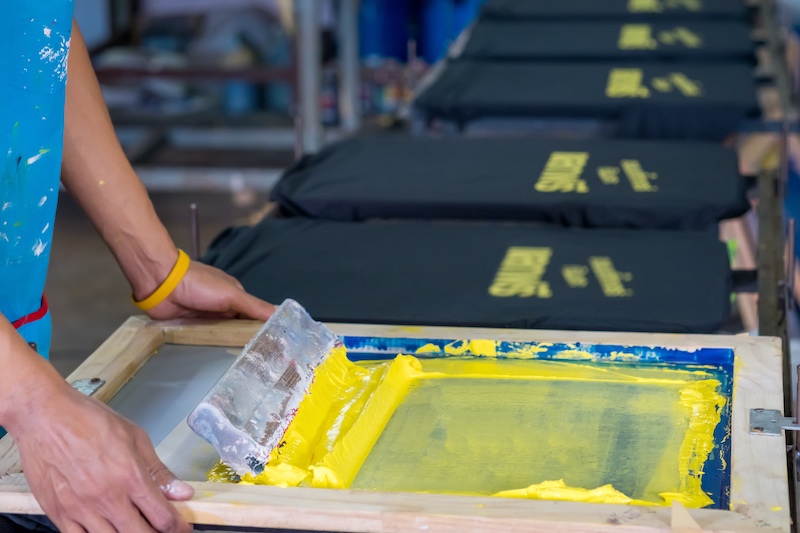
[
  {"left": 534, "top": 151, "right": 590, "bottom": 193},
  {"left": 488, "top": 247, "right": 552, "bottom": 298},
  {"left": 210, "top": 348, "right": 726, "bottom": 510}
]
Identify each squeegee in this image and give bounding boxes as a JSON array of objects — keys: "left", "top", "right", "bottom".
[{"left": 186, "top": 299, "right": 339, "bottom": 476}]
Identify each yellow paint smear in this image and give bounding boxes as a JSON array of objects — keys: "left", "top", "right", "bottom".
[
  {"left": 415, "top": 343, "right": 442, "bottom": 354},
  {"left": 210, "top": 350, "right": 726, "bottom": 509},
  {"left": 495, "top": 479, "right": 650, "bottom": 505},
  {"left": 441, "top": 339, "right": 555, "bottom": 358}
]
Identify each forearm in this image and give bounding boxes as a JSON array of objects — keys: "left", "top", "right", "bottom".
[
  {"left": 0, "top": 317, "right": 69, "bottom": 434},
  {"left": 60, "top": 21, "right": 177, "bottom": 300}
]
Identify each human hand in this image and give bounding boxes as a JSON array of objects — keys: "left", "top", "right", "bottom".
[
  {"left": 142, "top": 261, "right": 275, "bottom": 321},
  {"left": 11, "top": 384, "right": 193, "bottom": 532}
]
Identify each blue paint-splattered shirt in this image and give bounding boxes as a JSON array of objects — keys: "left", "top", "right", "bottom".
[{"left": 0, "top": 1, "right": 74, "bottom": 358}]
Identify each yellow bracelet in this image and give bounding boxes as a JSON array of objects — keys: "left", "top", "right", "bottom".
[{"left": 132, "top": 249, "right": 191, "bottom": 311}]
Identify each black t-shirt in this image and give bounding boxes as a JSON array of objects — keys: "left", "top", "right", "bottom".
[
  {"left": 204, "top": 219, "right": 731, "bottom": 334},
  {"left": 414, "top": 60, "right": 759, "bottom": 140},
  {"left": 272, "top": 136, "right": 748, "bottom": 229},
  {"left": 480, "top": 0, "right": 750, "bottom": 20},
  {"left": 457, "top": 20, "right": 754, "bottom": 63}
]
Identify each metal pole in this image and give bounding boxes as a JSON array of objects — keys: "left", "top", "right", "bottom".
[
  {"left": 407, "top": 39, "right": 418, "bottom": 95},
  {"left": 294, "top": 113, "right": 304, "bottom": 161},
  {"left": 296, "top": 0, "right": 323, "bottom": 154},
  {"left": 189, "top": 203, "right": 200, "bottom": 260},
  {"left": 337, "top": 0, "right": 361, "bottom": 133}
]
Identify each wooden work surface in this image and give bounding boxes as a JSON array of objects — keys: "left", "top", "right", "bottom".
[{"left": 0, "top": 318, "right": 792, "bottom": 532}]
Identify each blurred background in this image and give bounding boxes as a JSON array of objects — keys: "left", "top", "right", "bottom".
[
  {"left": 51, "top": 0, "right": 800, "bottom": 374},
  {"left": 52, "top": 0, "right": 487, "bottom": 374}
]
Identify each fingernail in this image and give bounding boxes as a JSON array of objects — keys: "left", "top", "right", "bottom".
[{"left": 162, "top": 479, "right": 194, "bottom": 499}]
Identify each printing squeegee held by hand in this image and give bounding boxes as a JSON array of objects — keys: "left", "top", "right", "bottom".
[{"left": 187, "top": 299, "right": 340, "bottom": 476}]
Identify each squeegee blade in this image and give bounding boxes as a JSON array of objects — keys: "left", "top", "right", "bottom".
[{"left": 187, "top": 299, "right": 339, "bottom": 476}]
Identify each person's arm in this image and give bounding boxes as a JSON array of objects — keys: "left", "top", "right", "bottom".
[
  {"left": 0, "top": 21, "right": 275, "bottom": 533},
  {"left": 61, "top": 22, "right": 274, "bottom": 322},
  {"left": 0, "top": 316, "right": 193, "bottom": 532}
]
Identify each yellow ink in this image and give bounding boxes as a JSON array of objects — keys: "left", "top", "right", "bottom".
[
  {"left": 773, "top": 507, "right": 783, "bottom": 511},
  {"left": 496, "top": 479, "right": 651, "bottom": 505},
  {"left": 628, "top": 0, "right": 663, "bottom": 12},
  {"left": 668, "top": 73, "right": 702, "bottom": 97},
  {"left": 665, "top": 0, "right": 701, "bottom": 11},
  {"left": 621, "top": 160, "right": 658, "bottom": 192},
  {"left": 658, "top": 27, "right": 702, "bottom": 48},
  {"left": 590, "top": 256, "right": 634, "bottom": 297},
  {"left": 416, "top": 343, "right": 442, "bottom": 354},
  {"left": 606, "top": 69, "right": 650, "bottom": 98},
  {"left": 489, "top": 247, "right": 552, "bottom": 298},
  {"left": 597, "top": 166, "right": 621, "bottom": 185},
  {"left": 562, "top": 265, "right": 590, "bottom": 288},
  {"left": 618, "top": 24, "right": 658, "bottom": 50},
  {"left": 651, "top": 73, "right": 703, "bottom": 97},
  {"left": 444, "top": 339, "right": 497, "bottom": 357},
  {"left": 309, "top": 355, "right": 423, "bottom": 488},
  {"left": 609, "top": 351, "right": 640, "bottom": 362},
  {"left": 552, "top": 349, "right": 594, "bottom": 360},
  {"left": 535, "top": 152, "right": 590, "bottom": 193},
  {"left": 211, "top": 349, "right": 727, "bottom": 509}
]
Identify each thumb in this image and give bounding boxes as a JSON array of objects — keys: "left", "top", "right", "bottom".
[{"left": 137, "top": 435, "right": 194, "bottom": 501}]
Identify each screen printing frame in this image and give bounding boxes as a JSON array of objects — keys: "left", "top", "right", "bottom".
[{"left": 0, "top": 317, "right": 790, "bottom": 532}]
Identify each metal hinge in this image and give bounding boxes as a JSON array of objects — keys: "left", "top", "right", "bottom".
[
  {"left": 71, "top": 378, "right": 105, "bottom": 397},
  {"left": 750, "top": 408, "right": 800, "bottom": 436}
]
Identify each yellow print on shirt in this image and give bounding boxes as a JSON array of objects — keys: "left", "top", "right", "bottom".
[
  {"left": 489, "top": 247, "right": 553, "bottom": 298},
  {"left": 605, "top": 69, "right": 650, "bottom": 98},
  {"left": 621, "top": 160, "right": 658, "bottom": 192},
  {"left": 658, "top": 27, "right": 702, "bottom": 48},
  {"left": 618, "top": 25, "right": 702, "bottom": 50},
  {"left": 562, "top": 265, "right": 590, "bottom": 288},
  {"left": 535, "top": 152, "right": 590, "bottom": 193},
  {"left": 618, "top": 25, "right": 658, "bottom": 50},
  {"left": 665, "top": 0, "right": 701, "bottom": 11},
  {"left": 651, "top": 72, "right": 703, "bottom": 96},
  {"left": 590, "top": 257, "right": 634, "bottom": 297},
  {"left": 628, "top": 0, "right": 663, "bottom": 12},
  {"left": 597, "top": 166, "right": 621, "bottom": 185},
  {"left": 628, "top": 0, "right": 701, "bottom": 12}
]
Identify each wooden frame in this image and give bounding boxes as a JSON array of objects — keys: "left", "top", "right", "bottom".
[{"left": 0, "top": 318, "right": 791, "bottom": 532}]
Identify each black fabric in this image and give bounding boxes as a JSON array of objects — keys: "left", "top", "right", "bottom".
[
  {"left": 272, "top": 136, "right": 748, "bottom": 230},
  {"left": 481, "top": 0, "right": 750, "bottom": 20},
  {"left": 459, "top": 20, "right": 754, "bottom": 63},
  {"left": 204, "top": 219, "right": 731, "bottom": 334},
  {"left": 414, "top": 60, "right": 760, "bottom": 140},
  {"left": 0, "top": 516, "right": 55, "bottom": 533}
]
